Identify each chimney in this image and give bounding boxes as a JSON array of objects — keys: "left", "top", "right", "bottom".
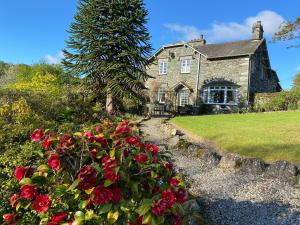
[
  {"left": 189, "top": 34, "right": 206, "bottom": 48},
  {"left": 252, "top": 21, "right": 264, "bottom": 40}
]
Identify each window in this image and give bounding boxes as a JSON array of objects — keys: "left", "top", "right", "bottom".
[
  {"left": 181, "top": 59, "right": 191, "bottom": 73},
  {"left": 179, "top": 89, "right": 189, "bottom": 106},
  {"left": 157, "top": 87, "right": 166, "bottom": 103},
  {"left": 202, "top": 86, "right": 238, "bottom": 105},
  {"left": 159, "top": 62, "right": 168, "bottom": 75}
]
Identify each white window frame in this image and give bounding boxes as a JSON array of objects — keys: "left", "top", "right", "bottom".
[
  {"left": 179, "top": 89, "right": 189, "bottom": 106},
  {"left": 159, "top": 61, "right": 168, "bottom": 75},
  {"left": 181, "top": 59, "right": 191, "bottom": 74},
  {"left": 157, "top": 87, "right": 166, "bottom": 103},
  {"left": 203, "top": 86, "right": 238, "bottom": 105}
]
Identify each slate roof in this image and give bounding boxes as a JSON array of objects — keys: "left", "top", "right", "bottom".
[{"left": 193, "top": 39, "right": 264, "bottom": 59}]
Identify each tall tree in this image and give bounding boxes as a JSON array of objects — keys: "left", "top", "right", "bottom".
[
  {"left": 62, "top": 0, "right": 152, "bottom": 113},
  {"left": 273, "top": 17, "right": 300, "bottom": 48}
]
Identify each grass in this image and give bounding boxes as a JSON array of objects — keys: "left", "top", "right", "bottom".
[{"left": 171, "top": 111, "right": 300, "bottom": 164}]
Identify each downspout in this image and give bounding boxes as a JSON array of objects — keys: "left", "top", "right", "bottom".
[
  {"left": 247, "top": 54, "right": 253, "bottom": 105},
  {"left": 195, "top": 53, "right": 201, "bottom": 107}
]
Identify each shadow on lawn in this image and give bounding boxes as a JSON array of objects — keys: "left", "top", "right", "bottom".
[{"left": 197, "top": 197, "right": 300, "bottom": 225}]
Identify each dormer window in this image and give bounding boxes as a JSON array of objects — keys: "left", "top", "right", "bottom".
[
  {"left": 181, "top": 59, "right": 191, "bottom": 74},
  {"left": 159, "top": 61, "right": 168, "bottom": 75}
]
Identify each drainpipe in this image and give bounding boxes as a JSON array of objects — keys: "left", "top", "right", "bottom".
[
  {"left": 247, "top": 54, "right": 253, "bottom": 105},
  {"left": 195, "top": 53, "right": 201, "bottom": 107}
]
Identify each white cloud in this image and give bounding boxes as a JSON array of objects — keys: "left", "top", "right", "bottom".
[
  {"left": 44, "top": 51, "right": 64, "bottom": 64},
  {"left": 164, "top": 10, "right": 285, "bottom": 43}
]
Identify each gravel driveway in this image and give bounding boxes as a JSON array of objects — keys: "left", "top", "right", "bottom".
[{"left": 140, "top": 118, "right": 300, "bottom": 225}]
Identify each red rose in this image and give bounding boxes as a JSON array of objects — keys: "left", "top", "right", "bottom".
[
  {"left": 47, "top": 222, "right": 58, "bottom": 225},
  {"left": 15, "top": 166, "right": 26, "bottom": 181},
  {"left": 33, "top": 194, "right": 51, "bottom": 213},
  {"left": 101, "top": 156, "right": 117, "bottom": 170},
  {"left": 93, "top": 185, "right": 113, "bottom": 205},
  {"left": 104, "top": 169, "right": 119, "bottom": 183},
  {"left": 3, "top": 213, "right": 16, "bottom": 224},
  {"left": 161, "top": 189, "right": 176, "bottom": 208},
  {"left": 126, "top": 136, "right": 140, "bottom": 146},
  {"left": 176, "top": 189, "right": 187, "bottom": 204},
  {"left": 111, "top": 186, "right": 122, "bottom": 203},
  {"left": 59, "top": 134, "right": 74, "bottom": 148},
  {"left": 42, "top": 133, "right": 55, "bottom": 150},
  {"left": 31, "top": 129, "right": 44, "bottom": 142},
  {"left": 9, "top": 194, "right": 20, "bottom": 208},
  {"left": 146, "top": 143, "right": 158, "bottom": 154},
  {"left": 134, "top": 153, "right": 148, "bottom": 163},
  {"left": 165, "top": 162, "right": 173, "bottom": 171},
  {"left": 84, "top": 132, "right": 94, "bottom": 142},
  {"left": 21, "top": 184, "right": 38, "bottom": 200},
  {"left": 48, "top": 154, "right": 60, "bottom": 171},
  {"left": 168, "top": 178, "right": 180, "bottom": 188},
  {"left": 152, "top": 199, "right": 167, "bottom": 216},
  {"left": 77, "top": 165, "right": 97, "bottom": 190},
  {"left": 51, "top": 212, "right": 68, "bottom": 223}
]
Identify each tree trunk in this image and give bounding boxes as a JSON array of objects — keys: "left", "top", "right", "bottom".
[{"left": 106, "top": 93, "right": 113, "bottom": 114}]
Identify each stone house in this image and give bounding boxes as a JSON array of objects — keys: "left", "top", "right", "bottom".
[{"left": 145, "top": 21, "right": 281, "bottom": 113}]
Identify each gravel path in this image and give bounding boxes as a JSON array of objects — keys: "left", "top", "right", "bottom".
[{"left": 140, "top": 118, "right": 300, "bottom": 225}]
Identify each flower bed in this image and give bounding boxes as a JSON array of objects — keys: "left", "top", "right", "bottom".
[{"left": 2, "top": 120, "right": 187, "bottom": 225}]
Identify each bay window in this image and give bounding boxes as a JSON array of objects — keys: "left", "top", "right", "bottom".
[{"left": 203, "top": 86, "right": 238, "bottom": 105}]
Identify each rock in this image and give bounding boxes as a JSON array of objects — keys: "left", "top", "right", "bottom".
[
  {"left": 202, "top": 151, "right": 221, "bottom": 166},
  {"left": 241, "top": 158, "right": 266, "bottom": 174},
  {"left": 183, "top": 199, "right": 201, "bottom": 212},
  {"left": 266, "top": 160, "right": 299, "bottom": 181},
  {"left": 183, "top": 199, "right": 205, "bottom": 225},
  {"left": 168, "top": 135, "right": 181, "bottom": 148},
  {"left": 171, "top": 128, "right": 178, "bottom": 136},
  {"left": 219, "top": 153, "right": 242, "bottom": 169}
]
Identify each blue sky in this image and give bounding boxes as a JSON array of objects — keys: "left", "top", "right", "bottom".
[{"left": 0, "top": 0, "right": 299, "bottom": 89}]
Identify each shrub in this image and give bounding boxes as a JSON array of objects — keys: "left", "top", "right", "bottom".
[{"left": 1, "top": 120, "right": 187, "bottom": 225}]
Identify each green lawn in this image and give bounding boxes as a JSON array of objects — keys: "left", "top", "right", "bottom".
[{"left": 171, "top": 111, "right": 300, "bottom": 164}]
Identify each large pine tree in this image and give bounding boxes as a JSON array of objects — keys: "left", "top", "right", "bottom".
[{"left": 62, "top": 0, "right": 152, "bottom": 113}]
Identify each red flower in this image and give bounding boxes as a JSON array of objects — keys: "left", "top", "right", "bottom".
[
  {"left": 152, "top": 186, "right": 160, "bottom": 195},
  {"left": 135, "top": 153, "right": 148, "bottom": 163},
  {"left": 42, "top": 133, "right": 55, "bottom": 150},
  {"left": 95, "top": 136, "right": 108, "bottom": 145},
  {"left": 48, "top": 154, "right": 60, "bottom": 171},
  {"left": 31, "top": 129, "right": 44, "bottom": 142},
  {"left": 126, "top": 136, "right": 140, "bottom": 146},
  {"left": 20, "top": 184, "right": 38, "bottom": 200},
  {"left": 111, "top": 186, "right": 122, "bottom": 203},
  {"left": 102, "top": 156, "right": 117, "bottom": 170},
  {"left": 14, "top": 166, "right": 26, "bottom": 181},
  {"left": 3, "top": 213, "right": 16, "bottom": 225},
  {"left": 33, "top": 194, "right": 51, "bottom": 213},
  {"left": 104, "top": 169, "right": 119, "bottom": 183},
  {"left": 161, "top": 189, "right": 176, "bottom": 208},
  {"left": 77, "top": 165, "right": 97, "bottom": 190},
  {"left": 168, "top": 178, "right": 180, "bottom": 188},
  {"left": 93, "top": 185, "right": 113, "bottom": 205},
  {"left": 165, "top": 162, "right": 173, "bottom": 171},
  {"left": 86, "top": 198, "right": 93, "bottom": 209},
  {"left": 115, "top": 122, "right": 131, "bottom": 135},
  {"left": 176, "top": 189, "right": 187, "bottom": 204},
  {"left": 47, "top": 223, "right": 58, "bottom": 225},
  {"left": 51, "top": 212, "right": 68, "bottom": 223},
  {"left": 59, "top": 134, "right": 74, "bottom": 148},
  {"left": 152, "top": 199, "right": 167, "bottom": 216},
  {"left": 95, "top": 125, "right": 103, "bottom": 133},
  {"left": 9, "top": 194, "right": 20, "bottom": 208},
  {"left": 84, "top": 132, "right": 95, "bottom": 142},
  {"left": 146, "top": 143, "right": 159, "bottom": 154},
  {"left": 172, "top": 215, "right": 182, "bottom": 225}
]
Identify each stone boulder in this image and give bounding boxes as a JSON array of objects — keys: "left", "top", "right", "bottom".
[
  {"left": 266, "top": 160, "right": 299, "bottom": 181},
  {"left": 219, "top": 153, "right": 242, "bottom": 169},
  {"left": 183, "top": 199, "right": 205, "bottom": 225},
  {"left": 202, "top": 151, "right": 221, "bottom": 166},
  {"left": 241, "top": 158, "right": 266, "bottom": 174}
]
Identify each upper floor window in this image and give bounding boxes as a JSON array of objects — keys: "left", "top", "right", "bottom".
[
  {"left": 181, "top": 59, "right": 191, "bottom": 74},
  {"left": 159, "top": 61, "right": 168, "bottom": 75},
  {"left": 202, "top": 86, "right": 238, "bottom": 105}
]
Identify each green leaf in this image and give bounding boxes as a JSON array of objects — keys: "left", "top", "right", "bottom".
[
  {"left": 19, "top": 178, "right": 32, "bottom": 185},
  {"left": 75, "top": 211, "right": 85, "bottom": 221},
  {"left": 37, "top": 164, "right": 49, "bottom": 172},
  {"left": 85, "top": 210, "right": 94, "bottom": 220},
  {"left": 99, "top": 203, "right": 112, "bottom": 215},
  {"left": 68, "top": 179, "right": 79, "bottom": 191},
  {"left": 142, "top": 213, "right": 152, "bottom": 224},
  {"left": 104, "top": 179, "right": 113, "bottom": 187},
  {"left": 31, "top": 175, "right": 47, "bottom": 185},
  {"left": 137, "top": 203, "right": 151, "bottom": 216},
  {"left": 78, "top": 200, "right": 88, "bottom": 210}
]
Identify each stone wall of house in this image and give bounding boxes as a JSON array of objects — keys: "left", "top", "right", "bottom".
[
  {"left": 145, "top": 45, "right": 199, "bottom": 105},
  {"left": 198, "top": 56, "right": 250, "bottom": 102}
]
